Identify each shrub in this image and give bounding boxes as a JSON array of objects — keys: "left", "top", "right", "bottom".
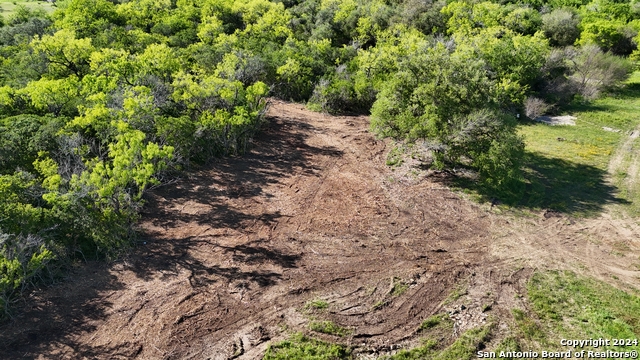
[
  {"left": 398, "top": 0, "right": 447, "bottom": 35},
  {"left": 370, "top": 41, "right": 525, "bottom": 196},
  {"left": 308, "top": 66, "right": 374, "bottom": 114},
  {"left": 0, "top": 232, "right": 55, "bottom": 318},
  {"left": 542, "top": 9, "right": 581, "bottom": 47},
  {"left": 536, "top": 45, "right": 632, "bottom": 102},
  {"left": 524, "top": 96, "right": 551, "bottom": 119},
  {"left": 308, "top": 78, "right": 353, "bottom": 114},
  {"left": 579, "top": 20, "right": 637, "bottom": 56},
  {"left": 566, "top": 45, "right": 632, "bottom": 99},
  {"left": 535, "top": 49, "right": 577, "bottom": 105}
]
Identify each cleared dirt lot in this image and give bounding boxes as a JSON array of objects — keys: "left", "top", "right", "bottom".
[{"left": 1, "top": 101, "right": 638, "bottom": 359}]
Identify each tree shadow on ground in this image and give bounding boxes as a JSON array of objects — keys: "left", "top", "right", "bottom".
[
  {"left": 129, "top": 236, "right": 300, "bottom": 288},
  {"left": 130, "top": 114, "right": 342, "bottom": 283},
  {"left": 606, "top": 81, "right": 640, "bottom": 100},
  {"left": 0, "top": 262, "right": 125, "bottom": 359},
  {"left": 518, "top": 152, "right": 629, "bottom": 215},
  {"left": 142, "top": 115, "right": 342, "bottom": 230},
  {"left": 447, "top": 151, "right": 629, "bottom": 216}
]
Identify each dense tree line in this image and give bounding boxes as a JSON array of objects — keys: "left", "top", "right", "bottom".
[{"left": 0, "top": 0, "right": 635, "bottom": 315}]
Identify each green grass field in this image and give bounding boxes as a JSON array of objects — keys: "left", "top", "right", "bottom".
[
  {"left": 453, "top": 72, "right": 640, "bottom": 217},
  {"left": 525, "top": 271, "right": 640, "bottom": 353},
  {"left": 516, "top": 73, "right": 640, "bottom": 216},
  {"left": 0, "top": 0, "right": 55, "bottom": 19},
  {"left": 453, "top": 73, "right": 640, "bottom": 217}
]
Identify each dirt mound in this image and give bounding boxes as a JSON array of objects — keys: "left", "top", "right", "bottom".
[{"left": 0, "top": 101, "right": 638, "bottom": 359}]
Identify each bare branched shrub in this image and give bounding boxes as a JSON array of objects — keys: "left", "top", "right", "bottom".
[
  {"left": 566, "top": 45, "right": 632, "bottom": 99},
  {"left": 524, "top": 97, "right": 551, "bottom": 119},
  {"left": 537, "top": 45, "right": 632, "bottom": 103},
  {"left": 53, "top": 133, "right": 88, "bottom": 179}
]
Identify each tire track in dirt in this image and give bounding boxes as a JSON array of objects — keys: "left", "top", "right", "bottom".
[
  {"left": 489, "top": 208, "right": 640, "bottom": 294},
  {"left": 609, "top": 123, "right": 640, "bottom": 204}
]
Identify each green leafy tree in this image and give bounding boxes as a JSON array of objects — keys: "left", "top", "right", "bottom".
[
  {"left": 31, "top": 29, "right": 95, "bottom": 78},
  {"left": 398, "top": 0, "right": 447, "bottom": 35},
  {"left": 89, "top": 48, "right": 140, "bottom": 86},
  {"left": 0, "top": 13, "right": 52, "bottom": 47},
  {"left": 0, "top": 172, "right": 47, "bottom": 235},
  {"left": 54, "top": 0, "right": 120, "bottom": 38},
  {"left": 578, "top": 19, "right": 637, "bottom": 55},
  {"left": 0, "top": 114, "right": 63, "bottom": 174},
  {"left": 455, "top": 27, "right": 550, "bottom": 103},
  {"left": 503, "top": 7, "right": 542, "bottom": 36},
  {"left": 0, "top": 44, "right": 49, "bottom": 89},
  {"left": 370, "top": 41, "right": 524, "bottom": 193},
  {"left": 18, "top": 76, "right": 81, "bottom": 116},
  {"left": 441, "top": 1, "right": 506, "bottom": 36},
  {"left": 116, "top": 0, "right": 171, "bottom": 31},
  {"left": 7, "top": 5, "right": 48, "bottom": 27},
  {"left": 136, "top": 43, "right": 181, "bottom": 82}
]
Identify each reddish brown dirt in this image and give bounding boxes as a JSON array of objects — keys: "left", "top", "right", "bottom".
[{"left": 0, "top": 101, "right": 638, "bottom": 359}]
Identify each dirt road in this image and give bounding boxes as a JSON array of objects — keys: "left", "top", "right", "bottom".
[{"left": 0, "top": 101, "right": 638, "bottom": 359}]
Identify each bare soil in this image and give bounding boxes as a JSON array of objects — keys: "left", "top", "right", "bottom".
[{"left": 1, "top": 101, "right": 638, "bottom": 359}]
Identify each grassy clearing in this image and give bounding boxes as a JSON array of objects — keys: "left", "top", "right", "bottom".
[
  {"left": 0, "top": 0, "right": 54, "bottom": 18},
  {"left": 457, "top": 73, "right": 640, "bottom": 216},
  {"left": 519, "top": 121, "right": 617, "bottom": 170},
  {"left": 515, "top": 74, "right": 640, "bottom": 216},
  {"left": 511, "top": 308, "right": 547, "bottom": 345},
  {"left": 263, "top": 333, "right": 351, "bottom": 360},
  {"left": 493, "top": 336, "right": 521, "bottom": 358},
  {"left": 524, "top": 270, "right": 640, "bottom": 352}
]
